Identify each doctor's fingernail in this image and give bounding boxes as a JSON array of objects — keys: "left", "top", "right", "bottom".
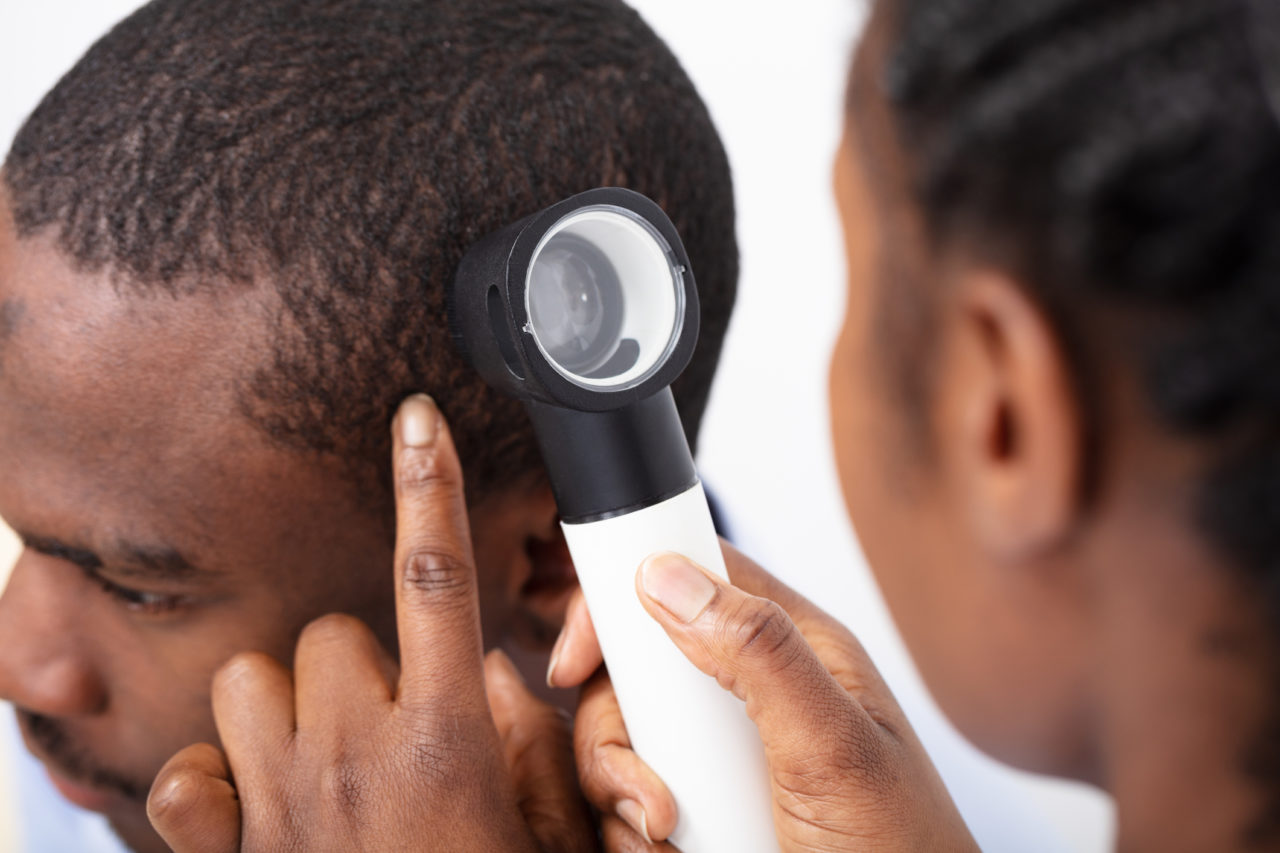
[
  {"left": 641, "top": 553, "right": 716, "bottom": 623},
  {"left": 617, "top": 799, "right": 652, "bottom": 844},
  {"left": 398, "top": 394, "right": 440, "bottom": 448},
  {"left": 546, "top": 624, "right": 568, "bottom": 688}
]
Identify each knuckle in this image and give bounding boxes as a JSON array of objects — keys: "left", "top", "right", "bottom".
[
  {"left": 504, "top": 711, "right": 568, "bottom": 778},
  {"left": 401, "top": 548, "right": 472, "bottom": 596},
  {"left": 832, "top": 712, "right": 891, "bottom": 779},
  {"left": 577, "top": 740, "right": 626, "bottom": 807},
  {"left": 398, "top": 719, "right": 482, "bottom": 789},
  {"left": 723, "top": 597, "right": 796, "bottom": 663},
  {"left": 574, "top": 685, "right": 624, "bottom": 762},
  {"left": 840, "top": 726, "right": 898, "bottom": 789},
  {"left": 775, "top": 703, "right": 900, "bottom": 801},
  {"left": 396, "top": 445, "right": 448, "bottom": 491},
  {"left": 298, "top": 612, "right": 367, "bottom": 649},
  {"left": 146, "top": 766, "right": 202, "bottom": 821},
  {"left": 213, "top": 650, "right": 275, "bottom": 693},
  {"left": 574, "top": 736, "right": 605, "bottom": 794},
  {"left": 319, "top": 756, "right": 372, "bottom": 819}
]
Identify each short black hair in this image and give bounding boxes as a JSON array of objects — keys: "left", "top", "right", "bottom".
[
  {"left": 3, "top": 0, "right": 737, "bottom": 505},
  {"left": 869, "top": 0, "right": 1280, "bottom": 840}
]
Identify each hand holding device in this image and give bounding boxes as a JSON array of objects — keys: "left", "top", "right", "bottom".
[
  {"left": 449, "top": 188, "right": 777, "bottom": 852},
  {"left": 557, "top": 543, "right": 981, "bottom": 853}
]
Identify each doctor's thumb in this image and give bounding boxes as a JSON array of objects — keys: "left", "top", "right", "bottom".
[{"left": 634, "top": 552, "right": 882, "bottom": 771}]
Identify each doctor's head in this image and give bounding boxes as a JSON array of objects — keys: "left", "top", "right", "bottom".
[{"left": 832, "top": 0, "right": 1280, "bottom": 837}]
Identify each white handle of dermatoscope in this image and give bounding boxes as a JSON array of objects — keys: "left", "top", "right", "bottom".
[{"left": 561, "top": 482, "right": 779, "bottom": 853}]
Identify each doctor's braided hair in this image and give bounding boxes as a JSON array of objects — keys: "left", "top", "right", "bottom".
[{"left": 872, "top": 0, "right": 1280, "bottom": 839}]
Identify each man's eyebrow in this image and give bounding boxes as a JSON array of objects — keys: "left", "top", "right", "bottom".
[
  {"left": 20, "top": 532, "right": 211, "bottom": 580},
  {"left": 21, "top": 535, "right": 101, "bottom": 573},
  {"left": 109, "top": 538, "right": 205, "bottom": 579}
]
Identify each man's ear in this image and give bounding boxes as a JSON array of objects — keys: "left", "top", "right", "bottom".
[
  {"left": 495, "top": 483, "right": 578, "bottom": 642},
  {"left": 469, "top": 481, "right": 577, "bottom": 651},
  {"left": 520, "top": 485, "right": 577, "bottom": 611},
  {"left": 938, "top": 271, "right": 1084, "bottom": 562}
]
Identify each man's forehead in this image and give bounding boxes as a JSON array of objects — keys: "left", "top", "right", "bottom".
[
  {"left": 0, "top": 203, "right": 395, "bottom": 592},
  {"left": 0, "top": 297, "right": 24, "bottom": 369},
  {"left": 0, "top": 220, "right": 267, "bottom": 408},
  {"left": 0, "top": 207, "right": 295, "bottom": 522},
  {"left": 0, "top": 297, "right": 24, "bottom": 342}
]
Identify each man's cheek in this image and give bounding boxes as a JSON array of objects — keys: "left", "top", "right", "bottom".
[
  {"left": 120, "top": 617, "right": 272, "bottom": 747},
  {"left": 103, "top": 663, "right": 221, "bottom": 775}
]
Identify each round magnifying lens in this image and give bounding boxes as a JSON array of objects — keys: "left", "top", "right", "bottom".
[{"left": 525, "top": 204, "right": 684, "bottom": 390}]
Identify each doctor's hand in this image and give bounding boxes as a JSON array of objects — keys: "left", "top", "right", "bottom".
[
  {"left": 145, "top": 394, "right": 595, "bottom": 853},
  {"left": 548, "top": 543, "right": 979, "bottom": 853}
]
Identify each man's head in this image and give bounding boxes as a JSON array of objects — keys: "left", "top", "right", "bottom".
[
  {"left": 0, "top": 1, "right": 736, "bottom": 849},
  {"left": 831, "top": 0, "right": 1280, "bottom": 827}
]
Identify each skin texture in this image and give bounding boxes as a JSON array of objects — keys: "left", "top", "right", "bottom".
[
  {"left": 0, "top": 197, "right": 576, "bottom": 852},
  {"left": 148, "top": 396, "right": 595, "bottom": 853}
]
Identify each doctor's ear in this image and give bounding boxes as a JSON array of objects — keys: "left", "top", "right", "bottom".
[{"left": 936, "top": 271, "right": 1085, "bottom": 562}]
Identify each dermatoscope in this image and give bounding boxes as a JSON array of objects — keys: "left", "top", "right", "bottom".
[{"left": 448, "top": 188, "right": 777, "bottom": 852}]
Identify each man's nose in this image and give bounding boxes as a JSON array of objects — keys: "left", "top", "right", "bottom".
[{"left": 0, "top": 553, "right": 107, "bottom": 716}]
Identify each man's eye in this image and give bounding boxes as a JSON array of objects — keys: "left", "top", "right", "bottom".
[{"left": 86, "top": 570, "right": 184, "bottom": 614}]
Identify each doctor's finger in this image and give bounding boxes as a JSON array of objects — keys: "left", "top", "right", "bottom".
[
  {"left": 293, "top": 612, "right": 395, "bottom": 733},
  {"left": 210, "top": 651, "right": 295, "bottom": 796},
  {"left": 147, "top": 742, "right": 241, "bottom": 853},
  {"left": 601, "top": 814, "right": 680, "bottom": 853},
  {"left": 574, "top": 670, "right": 678, "bottom": 843},
  {"left": 391, "top": 394, "right": 487, "bottom": 713},
  {"left": 718, "top": 542, "right": 903, "bottom": 716},
  {"left": 635, "top": 552, "right": 894, "bottom": 784},
  {"left": 546, "top": 586, "right": 603, "bottom": 689},
  {"left": 485, "top": 649, "right": 596, "bottom": 853}
]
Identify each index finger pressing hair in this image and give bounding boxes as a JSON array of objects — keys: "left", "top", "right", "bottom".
[{"left": 391, "top": 394, "right": 488, "bottom": 712}]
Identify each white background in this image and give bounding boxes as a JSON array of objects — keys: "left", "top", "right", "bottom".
[{"left": 0, "top": 1, "right": 1115, "bottom": 850}]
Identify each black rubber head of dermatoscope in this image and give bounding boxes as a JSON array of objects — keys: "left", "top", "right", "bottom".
[{"left": 448, "top": 188, "right": 700, "bottom": 413}]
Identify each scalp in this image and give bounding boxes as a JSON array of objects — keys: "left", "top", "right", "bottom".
[{"left": 3, "top": 0, "right": 739, "bottom": 508}]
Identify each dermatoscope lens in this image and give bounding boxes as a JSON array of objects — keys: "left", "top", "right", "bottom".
[
  {"left": 525, "top": 205, "right": 684, "bottom": 390},
  {"left": 527, "top": 235, "right": 625, "bottom": 375}
]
